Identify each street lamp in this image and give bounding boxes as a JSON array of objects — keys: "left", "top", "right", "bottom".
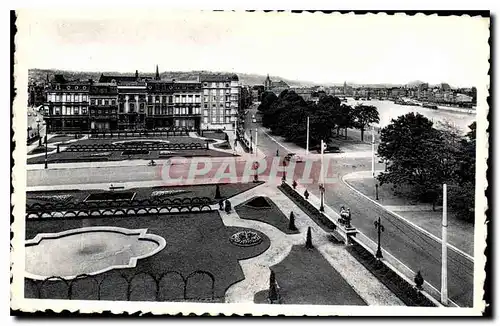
[
  {"left": 36, "top": 117, "right": 41, "bottom": 146},
  {"left": 250, "top": 130, "right": 253, "bottom": 154},
  {"left": 319, "top": 183, "right": 325, "bottom": 212},
  {"left": 374, "top": 217, "right": 385, "bottom": 259},
  {"left": 43, "top": 121, "right": 48, "bottom": 169}
]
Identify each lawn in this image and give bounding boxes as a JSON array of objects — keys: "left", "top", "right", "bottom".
[
  {"left": 235, "top": 196, "right": 299, "bottom": 235},
  {"left": 27, "top": 148, "right": 236, "bottom": 164},
  {"left": 25, "top": 211, "right": 271, "bottom": 302},
  {"left": 254, "top": 245, "right": 366, "bottom": 305},
  {"left": 26, "top": 182, "right": 264, "bottom": 207}
]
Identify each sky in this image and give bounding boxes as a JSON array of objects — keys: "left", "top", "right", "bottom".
[{"left": 17, "top": 10, "right": 490, "bottom": 87}]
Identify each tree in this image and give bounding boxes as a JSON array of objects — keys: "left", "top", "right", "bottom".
[
  {"left": 268, "top": 270, "right": 280, "bottom": 303},
  {"left": 258, "top": 91, "right": 278, "bottom": 114},
  {"left": 351, "top": 104, "right": 380, "bottom": 141},
  {"left": 305, "top": 227, "right": 313, "bottom": 249},
  {"left": 377, "top": 113, "right": 455, "bottom": 202},
  {"left": 289, "top": 211, "right": 297, "bottom": 231},
  {"left": 214, "top": 184, "right": 222, "bottom": 199},
  {"left": 333, "top": 104, "right": 355, "bottom": 139}
]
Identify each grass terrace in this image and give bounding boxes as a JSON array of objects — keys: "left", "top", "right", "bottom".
[{"left": 25, "top": 211, "right": 270, "bottom": 302}]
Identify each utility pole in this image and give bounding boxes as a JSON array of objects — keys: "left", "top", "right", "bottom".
[
  {"left": 306, "top": 116, "right": 310, "bottom": 157},
  {"left": 371, "top": 124, "right": 375, "bottom": 178},
  {"left": 254, "top": 129, "right": 258, "bottom": 157},
  {"left": 441, "top": 183, "right": 448, "bottom": 305},
  {"left": 374, "top": 217, "right": 384, "bottom": 259}
]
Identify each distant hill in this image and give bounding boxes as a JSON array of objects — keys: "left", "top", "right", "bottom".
[{"left": 28, "top": 69, "right": 315, "bottom": 87}]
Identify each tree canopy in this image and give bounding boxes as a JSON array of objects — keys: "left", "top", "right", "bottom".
[{"left": 377, "top": 114, "right": 476, "bottom": 222}]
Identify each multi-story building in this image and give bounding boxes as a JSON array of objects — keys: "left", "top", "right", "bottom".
[
  {"left": 42, "top": 69, "right": 241, "bottom": 132},
  {"left": 89, "top": 82, "right": 118, "bottom": 130},
  {"left": 145, "top": 79, "right": 202, "bottom": 129},
  {"left": 200, "top": 74, "right": 239, "bottom": 130},
  {"left": 43, "top": 75, "right": 90, "bottom": 132}
]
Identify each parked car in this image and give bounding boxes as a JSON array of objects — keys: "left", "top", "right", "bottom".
[
  {"left": 284, "top": 153, "right": 304, "bottom": 163},
  {"left": 314, "top": 145, "right": 341, "bottom": 154}
]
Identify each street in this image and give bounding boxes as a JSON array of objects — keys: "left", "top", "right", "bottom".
[{"left": 242, "top": 103, "right": 473, "bottom": 307}]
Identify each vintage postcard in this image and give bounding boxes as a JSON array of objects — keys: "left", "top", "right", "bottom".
[{"left": 11, "top": 10, "right": 490, "bottom": 316}]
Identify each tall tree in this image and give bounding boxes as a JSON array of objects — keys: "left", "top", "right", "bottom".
[
  {"left": 351, "top": 104, "right": 380, "bottom": 141},
  {"left": 377, "top": 113, "right": 453, "bottom": 202}
]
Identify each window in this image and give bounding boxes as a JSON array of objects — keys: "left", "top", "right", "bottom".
[
  {"left": 225, "top": 83, "right": 229, "bottom": 87},
  {"left": 211, "top": 82, "right": 216, "bottom": 88},
  {"left": 225, "top": 109, "right": 231, "bottom": 116},
  {"left": 211, "top": 117, "right": 216, "bottom": 123},
  {"left": 169, "top": 96, "right": 173, "bottom": 103},
  {"left": 129, "top": 103, "right": 135, "bottom": 112},
  {"left": 91, "top": 99, "right": 95, "bottom": 105},
  {"left": 82, "top": 108, "right": 87, "bottom": 114},
  {"left": 73, "top": 107, "right": 79, "bottom": 115},
  {"left": 111, "top": 100, "right": 116, "bottom": 106},
  {"left": 55, "top": 108, "right": 60, "bottom": 115},
  {"left": 155, "top": 108, "right": 160, "bottom": 115},
  {"left": 204, "top": 96, "right": 209, "bottom": 102},
  {"left": 225, "top": 116, "right": 230, "bottom": 123},
  {"left": 203, "top": 83, "right": 208, "bottom": 87},
  {"left": 119, "top": 103, "right": 124, "bottom": 113},
  {"left": 104, "top": 100, "right": 109, "bottom": 106},
  {"left": 148, "top": 96, "right": 152, "bottom": 102},
  {"left": 204, "top": 110, "right": 208, "bottom": 116},
  {"left": 203, "top": 117, "right": 208, "bottom": 124},
  {"left": 225, "top": 103, "right": 230, "bottom": 108},
  {"left": 140, "top": 103, "right": 145, "bottom": 112},
  {"left": 204, "top": 104, "right": 208, "bottom": 108},
  {"left": 98, "top": 109, "right": 102, "bottom": 115}
]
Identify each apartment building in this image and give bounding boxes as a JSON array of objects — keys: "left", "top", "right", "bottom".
[{"left": 200, "top": 74, "right": 239, "bottom": 130}]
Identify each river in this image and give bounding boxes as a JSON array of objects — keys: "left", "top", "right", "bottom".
[{"left": 345, "top": 99, "right": 476, "bottom": 133}]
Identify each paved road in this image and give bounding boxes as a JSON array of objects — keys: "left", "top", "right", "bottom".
[
  {"left": 27, "top": 107, "right": 46, "bottom": 140},
  {"left": 243, "top": 106, "right": 473, "bottom": 307}
]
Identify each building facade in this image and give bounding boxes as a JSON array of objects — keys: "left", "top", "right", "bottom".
[
  {"left": 44, "top": 75, "right": 91, "bottom": 132},
  {"left": 200, "top": 74, "right": 240, "bottom": 130},
  {"left": 43, "top": 69, "right": 241, "bottom": 132}
]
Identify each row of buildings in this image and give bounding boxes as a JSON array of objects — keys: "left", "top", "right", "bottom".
[
  {"left": 252, "top": 76, "right": 476, "bottom": 107},
  {"left": 41, "top": 67, "right": 243, "bottom": 132}
]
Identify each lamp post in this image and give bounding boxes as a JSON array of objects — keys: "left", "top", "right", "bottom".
[
  {"left": 43, "top": 121, "right": 48, "bottom": 169},
  {"left": 36, "top": 117, "right": 41, "bottom": 146},
  {"left": 319, "top": 184, "right": 325, "bottom": 212},
  {"left": 374, "top": 217, "right": 385, "bottom": 259},
  {"left": 375, "top": 183, "right": 379, "bottom": 200},
  {"left": 250, "top": 129, "right": 253, "bottom": 154}
]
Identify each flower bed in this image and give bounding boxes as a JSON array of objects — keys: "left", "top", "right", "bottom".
[
  {"left": 151, "top": 190, "right": 191, "bottom": 198},
  {"left": 90, "top": 152, "right": 111, "bottom": 157},
  {"left": 347, "top": 241, "right": 436, "bottom": 307},
  {"left": 30, "top": 195, "right": 73, "bottom": 203},
  {"left": 229, "top": 231, "right": 263, "bottom": 247}
]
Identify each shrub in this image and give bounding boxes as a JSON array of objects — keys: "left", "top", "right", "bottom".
[{"left": 289, "top": 211, "right": 297, "bottom": 231}]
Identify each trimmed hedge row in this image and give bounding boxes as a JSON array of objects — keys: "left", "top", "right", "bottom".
[
  {"left": 347, "top": 241, "right": 436, "bottom": 307},
  {"left": 278, "top": 182, "right": 336, "bottom": 232}
]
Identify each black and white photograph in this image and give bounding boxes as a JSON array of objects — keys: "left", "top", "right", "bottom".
[{"left": 10, "top": 9, "right": 490, "bottom": 316}]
